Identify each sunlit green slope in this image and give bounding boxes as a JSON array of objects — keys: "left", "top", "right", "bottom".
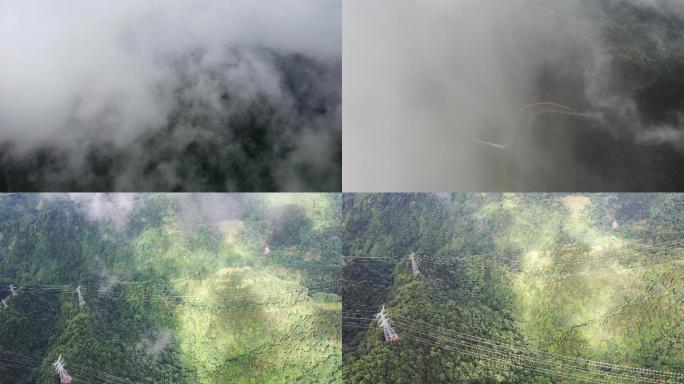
[
  {"left": 343, "top": 193, "right": 684, "bottom": 383},
  {"left": 0, "top": 193, "right": 341, "bottom": 383}
]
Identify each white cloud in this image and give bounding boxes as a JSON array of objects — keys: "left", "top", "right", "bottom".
[
  {"left": 40, "top": 193, "right": 140, "bottom": 230},
  {"left": 343, "top": 0, "right": 684, "bottom": 191},
  {"left": 0, "top": 0, "right": 341, "bottom": 190}
]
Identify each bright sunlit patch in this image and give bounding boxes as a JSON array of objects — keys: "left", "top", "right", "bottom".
[
  {"left": 560, "top": 195, "right": 590, "bottom": 219},
  {"left": 175, "top": 266, "right": 339, "bottom": 382},
  {"left": 217, "top": 220, "right": 245, "bottom": 244},
  {"left": 514, "top": 236, "right": 643, "bottom": 357},
  {"left": 521, "top": 249, "right": 553, "bottom": 272}
]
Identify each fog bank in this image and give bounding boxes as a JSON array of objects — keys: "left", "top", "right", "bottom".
[
  {"left": 0, "top": 0, "right": 341, "bottom": 191},
  {"left": 344, "top": 0, "right": 684, "bottom": 191}
]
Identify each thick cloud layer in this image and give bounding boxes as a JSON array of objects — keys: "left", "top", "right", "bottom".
[
  {"left": 0, "top": 0, "right": 341, "bottom": 191},
  {"left": 344, "top": 0, "right": 684, "bottom": 191}
]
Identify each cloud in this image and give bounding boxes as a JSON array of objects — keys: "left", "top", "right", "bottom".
[
  {"left": 0, "top": 0, "right": 341, "bottom": 191},
  {"left": 620, "top": 0, "right": 684, "bottom": 17},
  {"left": 176, "top": 193, "right": 249, "bottom": 231},
  {"left": 635, "top": 117, "right": 684, "bottom": 150},
  {"left": 344, "top": 0, "right": 684, "bottom": 191},
  {"left": 138, "top": 329, "right": 174, "bottom": 358},
  {"left": 40, "top": 193, "right": 141, "bottom": 230}
]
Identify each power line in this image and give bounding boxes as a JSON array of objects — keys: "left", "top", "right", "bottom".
[
  {"left": 391, "top": 315, "right": 683, "bottom": 382},
  {"left": 342, "top": 249, "right": 683, "bottom": 384},
  {"left": 344, "top": 312, "right": 681, "bottom": 384},
  {"left": 345, "top": 237, "right": 684, "bottom": 273},
  {"left": 0, "top": 279, "right": 340, "bottom": 324},
  {"left": 392, "top": 320, "right": 669, "bottom": 384},
  {"left": 0, "top": 349, "right": 134, "bottom": 384}
]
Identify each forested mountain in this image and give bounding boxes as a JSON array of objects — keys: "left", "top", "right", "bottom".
[
  {"left": 0, "top": 193, "right": 341, "bottom": 383},
  {"left": 342, "top": 193, "right": 684, "bottom": 383},
  {"left": 0, "top": 52, "right": 341, "bottom": 192},
  {"left": 0, "top": 0, "right": 342, "bottom": 192}
]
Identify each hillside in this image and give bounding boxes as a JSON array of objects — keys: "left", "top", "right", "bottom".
[
  {"left": 0, "top": 0, "right": 342, "bottom": 192},
  {"left": 342, "top": 193, "right": 684, "bottom": 383},
  {"left": 0, "top": 52, "right": 342, "bottom": 192},
  {"left": 0, "top": 193, "right": 341, "bottom": 383}
]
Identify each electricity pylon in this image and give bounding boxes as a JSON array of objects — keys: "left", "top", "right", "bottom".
[
  {"left": 410, "top": 253, "right": 420, "bottom": 275},
  {"left": 76, "top": 286, "right": 86, "bottom": 306},
  {"left": 376, "top": 305, "right": 400, "bottom": 342},
  {"left": 53, "top": 355, "right": 74, "bottom": 384}
]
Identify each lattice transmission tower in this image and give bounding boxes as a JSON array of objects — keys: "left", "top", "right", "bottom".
[
  {"left": 76, "top": 285, "right": 86, "bottom": 306},
  {"left": 409, "top": 252, "right": 420, "bottom": 275},
  {"left": 53, "top": 355, "right": 75, "bottom": 384},
  {"left": 376, "top": 305, "right": 400, "bottom": 342}
]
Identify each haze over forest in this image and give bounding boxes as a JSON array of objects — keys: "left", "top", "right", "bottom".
[
  {"left": 344, "top": 0, "right": 684, "bottom": 191},
  {"left": 0, "top": 1, "right": 341, "bottom": 192}
]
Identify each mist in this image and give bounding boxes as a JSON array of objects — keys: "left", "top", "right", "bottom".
[
  {"left": 175, "top": 193, "right": 248, "bottom": 231},
  {"left": 138, "top": 329, "right": 174, "bottom": 358},
  {"left": 39, "top": 193, "right": 141, "bottom": 230},
  {"left": 344, "top": 0, "right": 684, "bottom": 191},
  {"left": 0, "top": 0, "right": 341, "bottom": 191},
  {"left": 37, "top": 193, "right": 313, "bottom": 239}
]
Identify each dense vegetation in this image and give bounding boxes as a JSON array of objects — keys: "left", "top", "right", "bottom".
[
  {"left": 0, "top": 193, "right": 341, "bottom": 383},
  {"left": 342, "top": 193, "right": 684, "bottom": 383}
]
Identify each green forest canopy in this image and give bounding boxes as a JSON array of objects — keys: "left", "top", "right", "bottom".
[
  {"left": 0, "top": 193, "right": 341, "bottom": 384},
  {"left": 343, "top": 193, "right": 684, "bottom": 384}
]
